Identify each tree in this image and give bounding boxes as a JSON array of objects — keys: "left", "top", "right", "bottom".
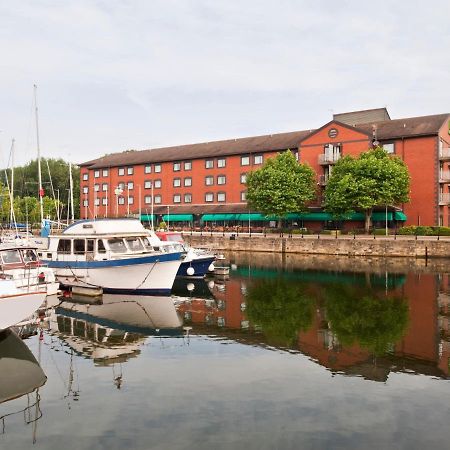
[
  {"left": 246, "top": 150, "right": 316, "bottom": 226},
  {"left": 323, "top": 147, "right": 410, "bottom": 233}
]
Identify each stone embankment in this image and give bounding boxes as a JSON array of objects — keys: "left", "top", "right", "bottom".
[{"left": 184, "top": 234, "right": 450, "bottom": 259}]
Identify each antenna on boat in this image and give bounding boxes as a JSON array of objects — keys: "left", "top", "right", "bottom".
[{"left": 34, "top": 84, "right": 45, "bottom": 228}]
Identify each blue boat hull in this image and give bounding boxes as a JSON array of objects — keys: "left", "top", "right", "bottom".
[{"left": 177, "top": 257, "right": 215, "bottom": 277}]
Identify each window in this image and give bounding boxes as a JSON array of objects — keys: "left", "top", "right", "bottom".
[
  {"left": 173, "top": 194, "right": 181, "bottom": 203},
  {"left": 173, "top": 178, "right": 181, "bottom": 187},
  {"left": 102, "top": 169, "right": 109, "bottom": 177},
  {"left": 118, "top": 167, "right": 125, "bottom": 176},
  {"left": 241, "top": 191, "right": 247, "bottom": 201},
  {"left": 383, "top": 143, "right": 395, "bottom": 154},
  {"left": 217, "top": 158, "right": 226, "bottom": 168},
  {"left": 144, "top": 195, "right": 152, "bottom": 204},
  {"left": 83, "top": 186, "right": 89, "bottom": 194},
  {"left": 154, "top": 179, "right": 161, "bottom": 188},
  {"left": 205, "top": 192, "right": 214, "bottom": 202},
  {"left": 240, "top": 173, "right": 247, "bottom": 184},
  {"left": 184, "top": 161, "right": 192, "bottom": 171},
  {"left": 102, "top": 198, "right": 108, "bottom": 205},
  {"left": 57, "top": 239, "right": 71, "bottom": 254},
  {"left": 184, "top": 177, "right": 192, "bottom": 187},
  {"left": 241, "top": 156, "right": 250, "bottom": 166},
  {"left": 217, "top": 192, "right": 226, "bottom": 202},
  {"left": 205, "top": 176, "right": 214, "bottom": 186},
  {"left": 184, "top": 193, "right": 192, "bottom": 203},
  {"left": 97, "top": 240, "right": 106, "bottom": 253},
  {"left": 154, "top": 195, "right": 162, "bottom": 204},
  {"left": 128, "top": 196, "right": 134, "bottom": 205},
  {"left": 154, "top": 164, "right": 161, "bottom": 173},
  {"left": 82, "top": 173, "right": 88, "bottom": 181},
  {"left": 217, "top": 175, "right": 226, "bottom": 185},
  {"left": 127, "top": 167, "right": 134, "bottom": 175},
  {"left": 74, "top": 239, "right": 85, "bottom": 255},
  {"left": 94, "top": 170, "right": 100, "bottom": 178},
  {"left": 144, "top": 180, "right": 152, "bottom": 189},
  {"left": 254, "top": 154, "right": 263, "bottom": 165},
  {"left": 1, "top": 249, "right": 21, "bottom": 264},
  {"left": 108, "top": 238, "right": 126, "bottom": 253},
  {"left": 145, "top": 164, "right": 152, "bottom": 174},
  {"left": 118, "top": 197, "right": 125, "bottom": 205},
  {"left": 94, "top": 198, "right": 100, "bottom": 206},
  {"left": 118, "top": 182, "right": 125, "bottom": 190},
  {"left": 127, "top": 181, "right": 134, "bottom": 190},
  {"left": 102, "top": 183, "right": 108, "bottom": 191},
  {"left": 205, "top": 159, "right": 214, "bottom": 169},
  {"left": 173, "top": 162, "right": 181, "bottom": 171},
  {"left": 94, "top": 184, "right": 100, "bottom": 192},
  {"left": 83, "top": 200, "right": 89, "bottom": 207}
]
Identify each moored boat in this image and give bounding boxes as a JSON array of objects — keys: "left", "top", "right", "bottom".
[{"left": 39, "top": 218, "right": 182, "bottom": 295}]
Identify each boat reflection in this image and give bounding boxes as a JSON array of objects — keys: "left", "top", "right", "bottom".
[
  {"left": 48, "top": 294, "right": 184, "bottom": 365},
  {"left": 176, "top": 254, "right": 450, "bottom": 381},
  {"left": 0, "top": 329, "right": 46, "bottom": 439}
]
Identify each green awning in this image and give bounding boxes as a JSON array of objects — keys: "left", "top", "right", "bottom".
[
  {"left": 201, "top": 214, "right": 238, "bottom": 221},
  {"left": 162, "top": 214, "right": 193, "bottom": 222},
  {"left": 394, "top": 211, "right": 407, "bottom": 221},
  {"left": 237, "top": 213, "right": 276, "bottom": 221},
  {"left": 372, "top": 212, "right": 393, "bottom": 221},
  {"left": 140, "top": 214, "right": 157, "bottom": 221}
]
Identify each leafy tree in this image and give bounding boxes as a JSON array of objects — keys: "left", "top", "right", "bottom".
[
  {"left": 246, "top": 150, "right": 316, "bottom": 227},
  {"left": 324, "top": 284, "right": 409, "bottom": 356},
  {"left": 323, "top": 147, "right": 410, "bottom": 233},
  {"left": 245, "top": 278, "right": 314, "bottom": 348}
]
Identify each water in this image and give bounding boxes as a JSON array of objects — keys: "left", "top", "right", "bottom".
[{"left": 1, "top": 253, "right": 450, "bottom": 450}]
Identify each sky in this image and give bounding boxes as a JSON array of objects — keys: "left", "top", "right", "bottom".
[{"left": 0, "top": 0, "right": 449, "bottom": 167}]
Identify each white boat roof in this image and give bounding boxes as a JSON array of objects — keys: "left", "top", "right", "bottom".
[{"left": 59, "top": 218, "right": 148, "bottom": 236}]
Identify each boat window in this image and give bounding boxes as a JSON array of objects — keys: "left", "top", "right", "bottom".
[
  {"left": 21, "top": 249, "right": 38, "bottom": 263},
  {"left": 165, "top": 233, "right": 183, "bottom": 243},
  {"left": 141, "top": 238, "right": 154, "bottom": 250},
  {"left": 125, "top": 238, "right": 145, "bottom": 252},
  {"left": 74, "top": 239, "right": 86, "bottom": 255},
  {"left": 97, "top": 239, "right": 107, "bottom": 253},
  {"left": 0, "top": 249, "right": 22, "bottom": 264},
  {"left": 108, "top": 238, "right": 127, "bottom": 253},
  {"left": 87, "top": 239, "right": 95, "bottom": 252},
  {"left": 57, "top": 239, "right": 72, "bottom": 254}
]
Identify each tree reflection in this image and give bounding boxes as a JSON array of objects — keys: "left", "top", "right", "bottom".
[
  {"left": 324, "top": 284, "right": 409, "bottom": 355},
  {"left": 246, "top": 278, "right": 314, "bottom": 347}
]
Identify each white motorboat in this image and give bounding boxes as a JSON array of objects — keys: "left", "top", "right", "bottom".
[
  {"left": 0, "top": 279, "right": 46, "bottom": 331},
  {"left": 39, "top": 218, "right": 183, "bottom": 295},
  {"left": 0, "top": 244, "right": 59, "bottom": 295}
]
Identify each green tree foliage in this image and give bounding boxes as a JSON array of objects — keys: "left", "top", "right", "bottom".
[
  {"left": 245, "top": 278, "right": 315, "bottom": 348},
  {"left": 246, "top": 150, "right": 316, "bottom": 225},
  {"left": 3, "top": 158, "right": 80, "bottom": 220},
  {"left": 323, "top": 147, "right": 410, "bottom": 232},
  {"left": 324, "top": 284, "right": 409, "bottom": 356}
]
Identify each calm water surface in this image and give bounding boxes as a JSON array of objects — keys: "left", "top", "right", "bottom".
[{"left": 1, "top": 253, "right": 450, "bottom": 450}]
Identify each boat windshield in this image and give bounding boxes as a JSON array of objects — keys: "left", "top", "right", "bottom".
[
  {"left": 0, "top": 249, "right": 22, "bottom": 264},
  {"left": 165, "top": 234, "right": 183, "bottom": 243},
  {"left": 21, "top": 249, "right": 39, "bottom": 263},
  {"left": 125, "top": 238, "right": 145, "bottom": 252},
  {"left": 142, "top": 238, "right": 154, "bottom": 251},
  {"left": 107, "top": 238, "right": 127, "bottom": 253}
]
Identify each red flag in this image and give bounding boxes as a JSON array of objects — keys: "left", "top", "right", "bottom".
[{"left": 39, "top": 188, "right": 45, "bottom": 197}]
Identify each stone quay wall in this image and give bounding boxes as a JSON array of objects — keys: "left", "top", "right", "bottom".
[{"left": 183, "top": 234, "right": 450, "bottom": 259}]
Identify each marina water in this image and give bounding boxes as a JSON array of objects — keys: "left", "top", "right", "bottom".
[{"left": 1, "top": 252, "right": 449, "bottom": 450}]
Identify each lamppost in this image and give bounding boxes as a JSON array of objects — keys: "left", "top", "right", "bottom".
[
  {"left": 167, "top": 205, "right": 170, "bottom": 230},
  {"left": 114, "top": 186, "right": 123, "bottom": 217}
]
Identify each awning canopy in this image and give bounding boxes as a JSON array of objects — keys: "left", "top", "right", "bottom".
[
  {"left": 394, "top": 211, "right": 407, "bottom": 221},
  {"left": 162, "top": 214, "right": 193, "bottom": 222},
  {"left": 372, "top": 212, "right": 393, "bottom": 221},
  {"left": 140, "top": 214, "right": 157, "bottom": 221},
  {"left": 201, "top": 213, "right": 239, "bottom": 221}
]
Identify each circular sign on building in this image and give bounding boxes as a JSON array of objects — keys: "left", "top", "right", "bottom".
[{"left": 328, "top": 128, "right": 339, "bottom": 138}]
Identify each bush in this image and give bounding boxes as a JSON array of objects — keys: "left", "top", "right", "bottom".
[
  {"left": 397, "top": 225, "right": 434, "bottom": 236},
  {"left": 373, "top": 228, "right": 389, "bottom": 235},
  {"left": 432, "top": 226, "right": 450, "bottom": 236}
]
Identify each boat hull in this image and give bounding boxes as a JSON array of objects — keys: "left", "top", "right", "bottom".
[
  {"left": 177, "top": 256, "right": 216, "bottom": 277},
  {"left": 46, "top": 253, "right": 181, "bottom": 295},
  {"left": 0, "top": 290, "right": 46, "bottom": 330}
]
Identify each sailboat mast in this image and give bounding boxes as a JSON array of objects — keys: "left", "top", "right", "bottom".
[
  {"left": 34, "top": 84, "right": 44, "bottom": 226},
  {"left": 69, "top": 161, "right": 74, "bottom": 221},
  {"left": 10, "top": 138, "right": 14, "bottom": 225}
]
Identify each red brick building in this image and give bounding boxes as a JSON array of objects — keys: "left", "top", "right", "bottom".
[{"left": 79, "top": 108, "right": 450, "bottom": 229}]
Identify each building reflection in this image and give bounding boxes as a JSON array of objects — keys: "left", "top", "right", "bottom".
[{"left": 177, "top": 255, "right": 450, "bottom": 381}]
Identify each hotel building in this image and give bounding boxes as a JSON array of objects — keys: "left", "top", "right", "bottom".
[{"left": 79, "top": 108, "right": 450, "bottom": 229}]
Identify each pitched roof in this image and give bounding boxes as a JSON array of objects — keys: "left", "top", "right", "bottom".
[
  {"left": 81, "top": 129, "right": 312, "bottom": 169},
  {"left": 81, "top": 113, "right": 449, "bottom": 169}
]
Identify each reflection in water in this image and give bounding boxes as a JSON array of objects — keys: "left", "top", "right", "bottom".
[{"left": 0, "top": 329, "right": 46, "bottom": 441}]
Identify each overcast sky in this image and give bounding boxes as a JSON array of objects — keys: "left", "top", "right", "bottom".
[{"left": 0, "top": 0, "right": 449, "bottom": 166}]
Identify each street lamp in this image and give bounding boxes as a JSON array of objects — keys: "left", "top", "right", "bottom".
[{"left": 114, "top": 186, "right": 123, "bottom": 217}]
